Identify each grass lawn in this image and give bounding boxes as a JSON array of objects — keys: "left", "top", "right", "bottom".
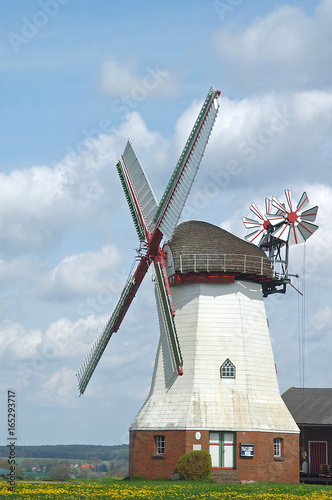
[{"left": 0, "top": 477, "right": 331, "bottom": 499}]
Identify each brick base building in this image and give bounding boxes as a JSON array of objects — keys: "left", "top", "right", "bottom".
[{"left": 129, "top": 429, "right": 299, "bottom": 483}]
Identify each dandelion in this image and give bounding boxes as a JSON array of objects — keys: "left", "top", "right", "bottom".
[{"left": 0, "top": 480, "right": 331, "bottom": 500}]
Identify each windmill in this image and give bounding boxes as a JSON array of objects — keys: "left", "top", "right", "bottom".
[
  {"left": 77, "top": 87, "right": 221, "bottom": 395},
  {"left": 77, "top": 88, "right": 318, "bottom": 483},
  {"left": 242, "top": 190, "right": 318, "bottom": 296}
]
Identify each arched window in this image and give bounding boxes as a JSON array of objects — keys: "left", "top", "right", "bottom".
[{"left": 220, "top": 359, "right": 236, "bottom": 378}]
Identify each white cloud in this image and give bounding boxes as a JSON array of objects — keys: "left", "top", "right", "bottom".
[
  {"left": 288, "top": 184, "right": 332, "bottom": 286},
  {"left": 43, "top": 315, "right": 106, "bottom": 358},
  {"left": 213, "top": 1, "right": 332, "bottom": 91},
  {"left": 42, "top": 367, "right": 78, "bottom": 405},
  {"left": 213, "top": 91, "right": 332, "bottom": 166},
  {"left": 116, "top": 112, "right": 170, "bottom": 167},
  {"left": 310, "top": 306, "right": 332, "bottom": 333},
  {"left": 100, "top": 55, "right": 179, "bottom": 98},
  {"left": 47, "top": 244, "right": 124, "bottom": 298},
  {"left": 0, "top": 160, "right": 105, "bottom": 255},
  {"left": 0, "top": 255, "right": 42, "bottom": 287},
  {"left": 293, "top": 91, "right": 332, "bottom": 123},
  {"left": 222, "top": 5, "right": 308, "bottom": 64},
  {"left": 0, "top": 112, "right": 170, "bottom": 257},
  {"left": 0, "top": 321, "right": 42, "bottom": 359},
  {"left": 177, "top": 90, "right": 332, "bottom": 227},
  {"left": 0, "top": 314, "right": 106, "bottom": 365}
]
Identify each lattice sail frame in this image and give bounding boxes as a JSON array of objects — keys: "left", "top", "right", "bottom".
[
  {"left": 154, "top": 89, "right": 220, "bottom": 240},
  {"left": 116, "top": 140, "right": 158, "bottom": 241},
  {"left": 77, "top": 87, "right": 221, "bottom": 395},
  {"left": 154, "top": 261, "right": 183, "bottom": 390}
]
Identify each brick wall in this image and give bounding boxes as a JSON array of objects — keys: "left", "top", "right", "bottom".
[
  {"left": 129, "top": 429, "right": 187, "bottom": 479},
  {"left": 236, "top": 431, "right": 299, "bottom": 483},
  {"left": 129, "top": 429, "right": 299, "bottom": 483}
]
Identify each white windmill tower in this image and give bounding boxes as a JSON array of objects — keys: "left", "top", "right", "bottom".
[{"left": 77, "top": 88, "right": 318, "bottom": 483}]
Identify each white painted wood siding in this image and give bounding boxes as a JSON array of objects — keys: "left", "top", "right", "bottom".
[{"left": 130, "top": 281, "right": 298, "bottom": 433}]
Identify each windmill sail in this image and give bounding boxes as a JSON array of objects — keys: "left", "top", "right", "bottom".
[
  {"left": 117, "top": 140, "right": 158, "bottom": 241},
  {"left": 243, "top": 190, "right": 319, "bottom": 248},
  {"left": 153, "top": 87, "right": 221, "bottom": 241},
  {"left": 244, "top": 227, "right": 267, "bottom": 246},
  {"left": 242, "top": 199, "right": 275, "bottom": 246},
  {"left": 77, "top": 87, "right": 221, "bottom": 395},
  {"left": 268, "top": 190, "right": 319, "bottom": 245},
  {"left": 77, "top": 257, "right": 151, "bottom": 395},
  {"left": 300, "top": 205, "right": 318, "bottom": 222},
  {"left": 154, "top": 261, "right": 183, "bottom": 390}
]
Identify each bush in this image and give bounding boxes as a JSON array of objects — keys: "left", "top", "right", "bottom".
[
  {"left": 177, "top": 450, "right": 212, "bottom": 480},
  {"left": 48, "top": 464, "right": 71, "bottom": 480}
]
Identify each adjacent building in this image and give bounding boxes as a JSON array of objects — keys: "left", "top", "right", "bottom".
[{"left": 282, "top": 387, "right": 332, "bottom": 476}]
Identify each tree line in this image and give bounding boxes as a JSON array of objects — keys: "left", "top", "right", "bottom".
[{"left": 0, "top": 444, "right": 129, "bottom": 461}]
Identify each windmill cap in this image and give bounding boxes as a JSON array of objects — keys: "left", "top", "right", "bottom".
[{"left": 166, "top": 220, "right": 274, "bottom": 281}]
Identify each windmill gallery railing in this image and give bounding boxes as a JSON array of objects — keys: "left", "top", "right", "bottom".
[{"left": 174, "top": 253, "right": 276, "bottom": 278}]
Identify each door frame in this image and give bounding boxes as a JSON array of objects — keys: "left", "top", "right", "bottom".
[{"left": 209, "top": 431, "right": 236, "bottom": 469}]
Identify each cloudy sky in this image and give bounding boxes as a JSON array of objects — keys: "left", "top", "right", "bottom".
[{"left": 0, "top": 0, "right": 331, "bottom": 446}]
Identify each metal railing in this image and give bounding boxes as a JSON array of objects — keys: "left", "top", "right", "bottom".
[{"left": 175, "top": 253, "right": 274, "bottom": 277}]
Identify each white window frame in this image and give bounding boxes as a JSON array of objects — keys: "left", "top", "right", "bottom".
[
  {"left": 155, "top": 435, "right": 165, "bottom": 455},
  {"left": 274, "top": 438, "right": 282, "bottom": 457}
]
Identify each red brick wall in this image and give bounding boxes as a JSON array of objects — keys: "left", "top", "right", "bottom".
[
  {"left": 129, "top": 429, "right": 187, "bottom": 479},
  {"left": 236, "top": 431, "right": 299, "bottom": 484},
  {"left": 129, "top": 429, "right": 299, "bottom": 483}
]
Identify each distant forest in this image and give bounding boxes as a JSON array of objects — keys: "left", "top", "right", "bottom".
[{"left": 0, "top": 444, "right": 129, "bottom": 461}]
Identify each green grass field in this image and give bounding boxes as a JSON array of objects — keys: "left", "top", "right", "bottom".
[{"left": 0, "top": 478, "right": 331, "bottom": 499}]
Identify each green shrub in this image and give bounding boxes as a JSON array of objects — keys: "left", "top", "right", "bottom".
[
  {"left": 48, "top": 464, "right": 71, "bottom": 480},
  {"left": 177, "top": 450, "right": 212, "bottom": 480}
]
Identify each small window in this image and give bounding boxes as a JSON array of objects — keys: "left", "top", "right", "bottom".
[
  {"left": 274, "top": 438, "right": 282, "bottom": 457},
  {"left": 155, "top": 435, "right": 165, "bottom": 455},
  {"left": 220, "top": 359, "right": 236, "bottom": 378}
]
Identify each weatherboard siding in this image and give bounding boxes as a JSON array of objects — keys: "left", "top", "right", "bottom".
[{"left": 130, "top": 280, "right": 298, "bottom": 433}]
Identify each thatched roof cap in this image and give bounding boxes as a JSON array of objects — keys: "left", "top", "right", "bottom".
[{"left": 167, "top": 220, "right": 273, "bottom": 279}]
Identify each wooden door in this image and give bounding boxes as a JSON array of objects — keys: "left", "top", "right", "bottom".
[{"left": 309, "top": 441, "right": 327, "bottom": 475}]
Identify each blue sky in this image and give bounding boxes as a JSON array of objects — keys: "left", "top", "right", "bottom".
[{"left": 0, "top": 0, "right": 331, "bottom": 446}]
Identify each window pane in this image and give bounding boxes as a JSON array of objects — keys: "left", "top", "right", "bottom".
[
  {"left": 209, "top": 445, "right": 220, "bottom": 467},
  {"left": 223, "top": 433, "right": 234, "bottom": 444},
  {"left": 209, "top": 432, "right": 220, "bottom": 444},
  {"left": 156, "top": 435, "right": 165, "bottom": 454},
  {"left": 221, "top": 359, "right": 235, "bottom": 378},
  {"left": 224, "top": 445, "right": 234, "bottom": 467},
  {"left": 274, "top": 438, "right": 281, "bottom": 457}
]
